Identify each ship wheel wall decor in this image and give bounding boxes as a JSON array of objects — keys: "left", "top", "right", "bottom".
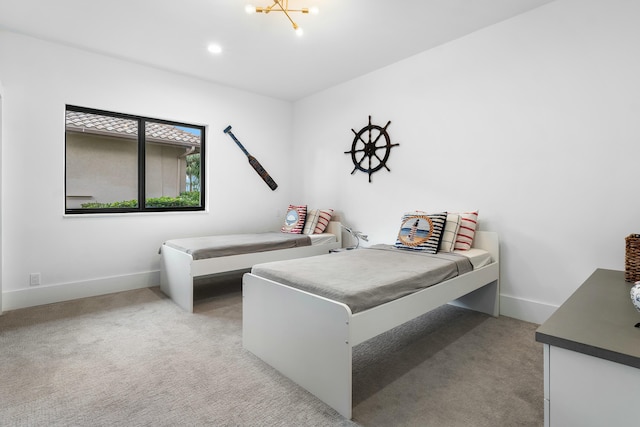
[{"left": 345, "top": 115, "right": 399, "bottom": 182}]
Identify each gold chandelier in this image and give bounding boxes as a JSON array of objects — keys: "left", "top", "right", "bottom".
[{"left": 245, "top": 1, "right": 319, "bottom": 36}]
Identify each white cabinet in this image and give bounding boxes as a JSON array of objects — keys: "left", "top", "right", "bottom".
[
  {"left": 536, "top": 269, "right": 640, "bottom": 427},
  {"left": 543, "top": 344, "right": 640, "bottom": 427}
]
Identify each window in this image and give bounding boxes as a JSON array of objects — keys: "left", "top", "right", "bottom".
[{"left": 65, "top": 105, "right": 205, "bottom": 214}]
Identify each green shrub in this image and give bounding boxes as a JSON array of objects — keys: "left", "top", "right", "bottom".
[
  {"left": 81, "top": 191, "right": 200, "bottom": 209},
  {"left": 81, "top": 200, "right": 139, "bottom": 209}
]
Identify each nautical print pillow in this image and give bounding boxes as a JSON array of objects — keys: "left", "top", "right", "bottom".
[
  {"left": 281, "top": 204, "right": 307, "bottom": 234},
  {"left": 313, "top": 209, "right": 334, "bottom": 234},
  {"left": 439, "top": 213, "right": 461, "bottom": 252},
  {"left": 394, "top": 211, "right": 447, "bottom": 254},
  {"left": 453, "top": 211, "right": 479, "bottom": 251}
]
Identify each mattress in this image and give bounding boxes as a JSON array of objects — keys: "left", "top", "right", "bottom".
[
  {"left": 309, "top": 233, "right": 337, "bottom": 245},
  {"left": 163, "top": 232, "right": 336, "bottom": 260},
  {"left": 454, "top": 248, "right": 493, "bottom": 269},
  {"left": 251, "top": 245, "right": 484, "bottom": 313}
]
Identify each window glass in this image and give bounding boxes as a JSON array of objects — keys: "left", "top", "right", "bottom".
[
  {"left": 144, "top": 122, "right": 202, "bottom": 208},
  {"left": 65, "top": 106, "right": 205, "bottom": 213}
]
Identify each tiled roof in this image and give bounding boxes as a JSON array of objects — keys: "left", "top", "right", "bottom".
[{"left": 66, "top": 110, "right": 201, "bottom": 148}]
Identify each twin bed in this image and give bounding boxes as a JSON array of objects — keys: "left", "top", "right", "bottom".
[
  {"left": 160, "top": 221, "right": 342, "bottom": 312},
  {"left": 243, "top": 230, "right": 499, "bottom": 419},
  {"left": 159, "top": 221, "right": 500, "bottom": 419}
]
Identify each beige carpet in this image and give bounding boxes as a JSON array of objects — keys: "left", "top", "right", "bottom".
[{"left": 0, "top": 273, "right": 543, "bottom": 426}]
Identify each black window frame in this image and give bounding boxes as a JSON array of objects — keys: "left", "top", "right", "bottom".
[{"left": 65, "top": 105, "right": 206, "bottom": 215}]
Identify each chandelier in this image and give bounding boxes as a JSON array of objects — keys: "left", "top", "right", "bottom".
[{"left": 245, "top": 1, "right": 319, "bottom": 36}]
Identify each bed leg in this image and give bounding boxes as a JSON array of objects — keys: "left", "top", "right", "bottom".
[
  {"left": 243, "top": 273, "right": 353, "bottom": 418},
  {"left": 160, "top": 246, "right": 195, "bottom": 312},
  {"left": 450, "top": 280, "right": 500, "bottom": 317}
]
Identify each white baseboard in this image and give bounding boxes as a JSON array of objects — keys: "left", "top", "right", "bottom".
[
  {"left": 499, "top": 294, "right": 558, "bottom": 325},
  {"left": 3, "top": 274, "right": 558, "bottom": 325},
  {"left": 2, "top": 271, "right": 160, "bottom": 312}
]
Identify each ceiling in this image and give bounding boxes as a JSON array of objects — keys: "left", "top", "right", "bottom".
[{"left": 0, "top": 0, "right": 553, "bottom": 101}]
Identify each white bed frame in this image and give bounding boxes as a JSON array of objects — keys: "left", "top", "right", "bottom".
[
  {"left": 242, "top": 231, "right": 499, "bottom": 419},
  {"left": 160, "top": 221, "right": 343, "bottom": 312}
]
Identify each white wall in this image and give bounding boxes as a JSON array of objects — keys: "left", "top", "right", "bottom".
[
  {"left": 0, "top": 31, "right": 293, "bottom": 310},
  {"left": 3, "top": 0, "right": 639, "bottom": 323},
  {"left": 292, "top": 0, "right": 640, "bottom": 323},
  {"left": 0, "top": 78, "right": 3, "bottom": 314}
]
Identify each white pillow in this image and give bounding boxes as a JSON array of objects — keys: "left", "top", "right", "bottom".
[
  {"left": 439, "top": 213, "right": 461, "bottom": 252},
  {"left": 303, "top": 209, "right": 320, "bottom": 234},
  {"left": 453, "top": 211, "right": 479, "bottom": 251},
  {"left": 313, "top": 209, "right": 333, "bottom": 234}
]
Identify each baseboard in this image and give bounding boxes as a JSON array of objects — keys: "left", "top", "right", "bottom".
[
  {"left": 3, "top": 274, "right": 558, "bottom": 324},
  {"left": 499, "top": 294, "right": 558, "bottom": 325},
  {"left": 2, "top": 270, "right": 160, "bottom": 312}
]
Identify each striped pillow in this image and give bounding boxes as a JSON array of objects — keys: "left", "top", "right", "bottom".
[
  {"left": 313, "top": 209, "right": 334, "bottom": 234},
  {"left": 394, "top": 211, "right": 447, "bottom": 254},
  {"left": 281, "top": 205, "right": 307, "bottom": 234},
  {"left": 303, "top": 209, "right": 320, "bottom": 234},
  {"left": 439, "top": 213, "right": 461, "bottom": 252},
  {"left": 453, "top": 211, "right": 479, "bottom": 251}
]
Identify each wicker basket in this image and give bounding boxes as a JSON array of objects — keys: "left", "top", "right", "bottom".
[{"left": 625, "top": 234, "right": 640, "bottom": 282}]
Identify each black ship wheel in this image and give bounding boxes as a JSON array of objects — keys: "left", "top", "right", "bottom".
[{"left": 345, "top": 115, "right": 399, "bottom": 183}]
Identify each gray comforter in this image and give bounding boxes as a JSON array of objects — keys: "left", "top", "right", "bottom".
[
  {"left": 163, "top": 233, "right": 311, "bottom": 260},
  {"left": 250, "top": 244, "right": 473, "bottom": 313}
]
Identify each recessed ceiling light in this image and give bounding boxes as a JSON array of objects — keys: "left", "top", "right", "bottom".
[{"left": 207, "top": 44, "right": 223, "bottom": 55}]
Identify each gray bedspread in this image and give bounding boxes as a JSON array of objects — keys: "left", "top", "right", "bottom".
[
  {"left": 250, "top": 244, "right": 473, "bottom": 313},
  {"left": 163, "top": 233, "right": 311, "bottom": 260}
]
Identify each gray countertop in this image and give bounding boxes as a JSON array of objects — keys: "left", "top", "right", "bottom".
[{"left": 535, "top": 268, "right": 640, "bottom": 369}]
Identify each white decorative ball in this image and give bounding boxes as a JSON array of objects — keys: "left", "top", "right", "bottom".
[{"left": 632, "top": 282, "right": 640, "bottom": 312}]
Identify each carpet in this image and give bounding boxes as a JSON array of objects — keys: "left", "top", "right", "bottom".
[{"left": 0, "top": 273, "right": 543, "bottom": 426}]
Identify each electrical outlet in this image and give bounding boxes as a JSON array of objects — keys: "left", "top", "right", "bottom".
[{"left": 29, "top": 273, "right": 41, "bottom": 286}]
